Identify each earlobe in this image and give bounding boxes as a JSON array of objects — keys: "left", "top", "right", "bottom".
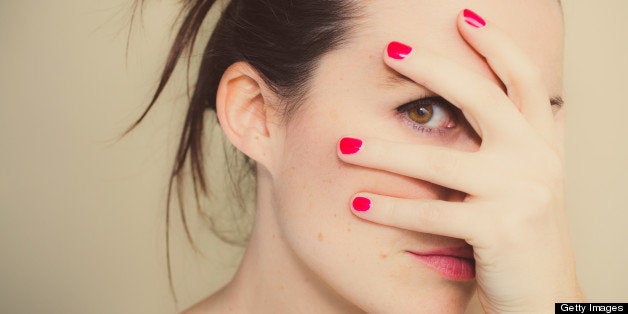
[{"left": 216, "top": 62, "right": 275, "bottom": 169}]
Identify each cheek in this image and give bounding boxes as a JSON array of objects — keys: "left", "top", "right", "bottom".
[
  {"left": 274, "top": 101, "right": 466, "bottom": 204},
  {"left": 268, "top": 102, "right": 474, "bottom": 311},
  {"left": 271, "top": 102, "right": 455, "bottom": 248}
]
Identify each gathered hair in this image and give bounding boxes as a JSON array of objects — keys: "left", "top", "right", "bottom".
[{"left": 126, "top": 0, "right": 363, "bottom": 302}]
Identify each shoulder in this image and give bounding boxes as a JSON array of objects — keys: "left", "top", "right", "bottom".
[{"left": 181, "top": 286, "right": 242, "bottom": 314}]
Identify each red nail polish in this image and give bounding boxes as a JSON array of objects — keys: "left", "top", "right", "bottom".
[
  {"left": 339, "top": 137, "right": 362, "bottom": 154},
  {"left": 463, "top": 9, "right": 486, "bottom": 28},
  {"left": 352, "top": 197, "right": 371, "bottom": 212},
  {"left": 387, "top": 41, "right": 412, "bottom": 60}
]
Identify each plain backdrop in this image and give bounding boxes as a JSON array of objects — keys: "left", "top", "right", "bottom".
[{"left": 1, "top": 1, "right": 627, "bottom": 313}]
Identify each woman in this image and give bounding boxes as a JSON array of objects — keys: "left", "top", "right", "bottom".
[{"left": 134, "top": 0, "right": 584, "bottom": 312}]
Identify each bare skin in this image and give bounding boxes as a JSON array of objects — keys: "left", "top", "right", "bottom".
[{"left": 185, "top": 1, "right": 581, "bottom": 313}]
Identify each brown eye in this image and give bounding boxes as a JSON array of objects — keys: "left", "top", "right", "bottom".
[
  {"left": 408, "top": 104, "right": 434, "bottom": 124},
  {"left": 396, "top": 97, "right": 458, "bottom": 134}
]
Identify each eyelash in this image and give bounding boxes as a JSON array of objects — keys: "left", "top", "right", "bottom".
[
  {"left": 395, "top": 96, "right": 461, "bottom": 137},
  {"left": 395, "top": 96, "right": 562, "bottom": 137}
]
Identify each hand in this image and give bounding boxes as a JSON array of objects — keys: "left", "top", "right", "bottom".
[{"left": 337, "top": 9, "right": 583, "bottom": 313}]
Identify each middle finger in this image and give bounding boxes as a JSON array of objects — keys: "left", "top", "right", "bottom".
[{"left": 337, "top": 136, "right": 494, "bottom": 196}]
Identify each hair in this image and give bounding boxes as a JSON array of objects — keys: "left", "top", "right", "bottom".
[{"left": 126, "top": 0, "right": 363, "bottom": 302}]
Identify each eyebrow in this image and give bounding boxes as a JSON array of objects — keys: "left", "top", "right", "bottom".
[
  {"left": 382, "top": 71, "right": 564, "bottom": 108},
  {"left": 381, "top": 70, "right": 413, "bottom": 88}
]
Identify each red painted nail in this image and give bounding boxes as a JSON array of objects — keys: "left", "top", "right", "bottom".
[
  {"left": 352, "top": 197, "right": 371, "bottom": 212},
  {"left": 463, "top": 9, "right": 486, "bottom": 28},
  {"left": 387, "top": 41, "right": 412, "bottom": 60},
  {"left": 339, "top": 137, "right": 362, "bottom": 154}
]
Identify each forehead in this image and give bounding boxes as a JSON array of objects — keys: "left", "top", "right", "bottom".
[{"left": 316, "top": 0, "right": 564, "bottom": 96}]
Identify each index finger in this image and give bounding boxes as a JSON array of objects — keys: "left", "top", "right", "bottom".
[{"left": 383, "top": 41, "right": 528, "bottom": 145}]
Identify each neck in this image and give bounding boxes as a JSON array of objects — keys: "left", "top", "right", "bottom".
[{"left": 215, "top": 167, "right": 363, "bottom": 314}]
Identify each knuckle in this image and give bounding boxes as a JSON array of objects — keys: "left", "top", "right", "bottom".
[
  {"left": 527, "top": 64, "right": 544, "bottom": 82},
  {"left": 517, "top": 61, "right": 544, "bottom": 84},
  {"left": 510, "top": 182, "right": 555, "bottom": 223},
  {"left": 524, "top": 183, "right": 554, "bottom": 206},
  {"left": 477, "top": 87, "right": 515, "bottom": 117},
  {"left": 508, "top": 64, "right": 544, "bottom": 94}
]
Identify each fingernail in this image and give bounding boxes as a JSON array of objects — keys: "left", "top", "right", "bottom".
[
  {"left": 463, "top": 9, "right": 486, "bottom": 28},
  {"left": 339, "top": 137, "right": 362, "bottom": 154},
  {"left": 387, "top": 41, "right": 412, "bottom": 60},
  {"left": 352, "top": 196, "right": 371, "bottom": 212}
]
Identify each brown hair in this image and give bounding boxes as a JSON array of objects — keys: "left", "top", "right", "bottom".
[{"left": 127, "top": 0, "right": 363, "bottom": 301}]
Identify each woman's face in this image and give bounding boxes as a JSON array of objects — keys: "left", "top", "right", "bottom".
[{"left": 269, "top": 0, "right": 564, "bottom": 312}]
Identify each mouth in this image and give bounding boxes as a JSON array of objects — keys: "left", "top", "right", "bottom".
[{"left": 405, "top": 245, "right": 476, "bottom": 281}]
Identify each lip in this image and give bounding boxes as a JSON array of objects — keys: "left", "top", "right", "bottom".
[{"left": 406, "top": 245, "right": 475, "bottom": 281}]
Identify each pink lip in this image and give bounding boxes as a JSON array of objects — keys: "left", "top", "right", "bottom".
[{"left": 406, "top": 246, "right": 475, "bottom": 281}]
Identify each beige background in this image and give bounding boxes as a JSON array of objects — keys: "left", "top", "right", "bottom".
[{"left": 1, "top": 1, "right": 627, "bottom": 313}]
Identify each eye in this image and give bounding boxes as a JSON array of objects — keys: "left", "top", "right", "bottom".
[
  {"left": 396, "top": 96, "right": 459, "bottom": 135},
  {"left": 407, "top": 104, "right": 434, "bottom": 124}
]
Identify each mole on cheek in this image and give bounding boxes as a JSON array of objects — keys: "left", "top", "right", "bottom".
[{"left": 318, "top": 232, "right": 324, "bottom": 241}]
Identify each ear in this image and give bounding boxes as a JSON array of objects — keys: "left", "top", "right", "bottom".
[{"left": 215, "top": 61, "right": 279, "bottom": 171}]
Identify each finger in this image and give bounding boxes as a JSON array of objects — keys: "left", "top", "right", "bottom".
[
  {"left": 349, "top": 193, "right": 481, "bottom": 240},
  {"left": 338, "top": 137, "right": 495, "bottom": 195},
  {"left": 457, "top": 8, "right": 557, "bottom": 145},
  {"left": 384, "top": 41, "right": 527, "bottom": 145}
]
